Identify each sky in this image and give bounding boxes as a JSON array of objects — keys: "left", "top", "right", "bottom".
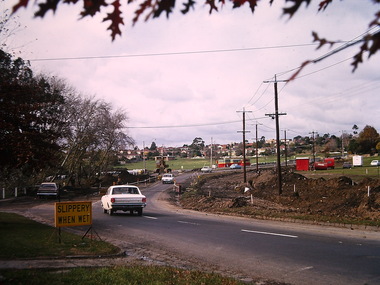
[{"left": 2, "top": 0, "right": 380, "bottom": 149}]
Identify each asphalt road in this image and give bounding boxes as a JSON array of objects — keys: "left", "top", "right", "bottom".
[{"left": 26, "top": 172, "right": 380, "bottom": 284}]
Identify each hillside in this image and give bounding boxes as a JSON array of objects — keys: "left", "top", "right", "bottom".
[{"left": 177, "top": 169, "right": 380, "bottom": 227}]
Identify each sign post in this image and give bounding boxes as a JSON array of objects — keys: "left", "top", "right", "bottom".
[{"left": 55, "top": 201, "right": 93, "bottom": 242}]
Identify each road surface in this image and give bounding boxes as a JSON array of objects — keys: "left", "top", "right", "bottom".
[{"left": 24, "top": 172, "right": 380, "bottom": 284}]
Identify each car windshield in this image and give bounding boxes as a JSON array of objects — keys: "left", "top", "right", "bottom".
[
  {"left": 39, "top": 184, "right": 56, "bottom": 189},
  {"left": 113, "top": 187, "right": 139, "bottom": 194}
]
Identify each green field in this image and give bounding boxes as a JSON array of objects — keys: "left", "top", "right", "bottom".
[
  {"left": 116, "top": 155, "right": 380, "bottom": 179},
  {"left": 116, "top": 156, "right": 277, "bottom": 171}
]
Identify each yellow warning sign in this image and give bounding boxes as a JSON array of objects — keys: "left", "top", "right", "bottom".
[{"left": 55, "top": 201, "right": 92, "bottom": 228}]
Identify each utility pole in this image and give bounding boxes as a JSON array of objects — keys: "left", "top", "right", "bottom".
[
  {"left": 210, "top": 137, "right": 213, "bottom": 167},
  {"left": 310, "top": 131, "right": 317, "bottom": 164},
  {"left": 341, "top": 130, "right": 346, "bottom": 158},
  {"left": 254, "top": 122, "right": 262, "bottom": 173},
  {"left": 256, "top": 123, "right": 259, "bottom": 172},
  {"left": 143, "top": 141, "right": 146, "bottom": 170},
  {"left": 284, "top": 130, "right": 288, "bottom": 168},
  {"left": 237, "top": 108, "right": 252, "bottom": 183},
  {"left": 264, "top": 75, "right": 287, "bottom": 195}
]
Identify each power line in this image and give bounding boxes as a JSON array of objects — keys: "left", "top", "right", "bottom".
[
  {"left": 128, "top": 116, "right": 268, "bottom": 129},
  {"left": 27, "top": 43, "right": 321, "bottom": 62},
  {"left": 275, "top": 26, "right": 380, "bottom": 80}
]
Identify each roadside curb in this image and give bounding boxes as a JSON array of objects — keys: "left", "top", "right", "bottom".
[{"left": 0, "top": 251, "right": 134, "bottom": 270}]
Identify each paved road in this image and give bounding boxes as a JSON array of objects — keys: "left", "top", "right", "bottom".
[{"left": 24, "top": 172, "right": 380, "bottom": 284}]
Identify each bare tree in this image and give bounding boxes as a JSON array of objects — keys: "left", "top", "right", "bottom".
[{"left": 47, "top": 77, "right": 135, "bottom": 187}]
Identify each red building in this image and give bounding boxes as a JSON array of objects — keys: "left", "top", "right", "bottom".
[{"left": 296, "top": 157, "right": 309, "bottom": 171}]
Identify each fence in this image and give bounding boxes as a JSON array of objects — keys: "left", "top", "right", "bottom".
[{"left": 1, "top": 187, "right": 29, "bottom": 199}]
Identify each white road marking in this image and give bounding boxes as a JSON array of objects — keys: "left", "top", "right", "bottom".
[
  {"left": 178, "top": 220, "right": 200, "bottom": 226},
  {"left": 144, "top": 216, "right": 158, "bottom": 220},
  {"left": 241, "top": 229, "right": 298, "bottom": 239},
  {"left": 284, "top": 266, "right": 314, "bottom": 277},
  {"left": 299, "top": 266, "right": 314, "bottom": 271}
]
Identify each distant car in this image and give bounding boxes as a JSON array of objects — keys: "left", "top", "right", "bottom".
[
  {"left": 101, "top": 185, "right": 146, "bottom": 216},
  {"left": 37, "top": 182, "right": 59, "bottom": 198},
  {"left": 370, "top": 160, "right": 380, "bottom": 166},
  {"left": 342, "top": 162, "right": 352, "bottom": 169},
  {"left": 201, "top": 166, "right": 212, "bottom": 173},
  {"left": 162, "top": 173, "right": 174, "bottom": 184},
  {"left": 230, "top": 164, "right": 242, "bottom": 169}
]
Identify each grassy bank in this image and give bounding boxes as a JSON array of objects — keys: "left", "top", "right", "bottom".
[
  {"left": 0, "top": 266, "right": 244, "bottom": 285},
  {"left": 0, "top": 212, "right": 119, "bottom": 258}
]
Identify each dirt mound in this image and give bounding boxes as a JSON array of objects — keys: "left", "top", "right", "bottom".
[{"left": 179, "top": 169, "right": 380, "bottom": 226}]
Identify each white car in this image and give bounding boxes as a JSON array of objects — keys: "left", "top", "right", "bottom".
[
  {"left": 162, "top": 173, "right": 174, "bottom": 184},
  {"left": 101, "top": 185, "right": 146, "bottom": 216},
  {"left": 201, "top": 166, "right": 212, "bottom": 173},
  {"left": 230, "top": 164, "right": 242, "bottom": 169},
  {"left": 37, "top": 182, "right": 59, "bottom": 198},
  {"left": 370, "top": 160, "right": 380, "bottom": 166}
]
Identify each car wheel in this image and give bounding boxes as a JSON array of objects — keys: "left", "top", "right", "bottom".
[
  {"left": 137, "top": 208, "right": 143, "bottom": 216},
  {"left": 108, "top": 209, "right": 114, "bottom": 216}
]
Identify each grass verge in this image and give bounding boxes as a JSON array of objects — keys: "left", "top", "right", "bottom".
[
  {"left": 0, "top": 266, "right": 244, "bottom": 285},
  {"left": 0, "top": 212, "right": 118, "bottom": 258}
]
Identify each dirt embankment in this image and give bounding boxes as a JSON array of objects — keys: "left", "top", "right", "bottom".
[{"left": 177, "top": 169, "right": 380, "bottom": 226}]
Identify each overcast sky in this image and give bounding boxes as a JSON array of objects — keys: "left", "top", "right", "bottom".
[{"left": 2, "top": 0, "right": 380, "bottom": 148}]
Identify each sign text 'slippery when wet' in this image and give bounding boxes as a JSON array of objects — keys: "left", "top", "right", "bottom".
[{"left": 55, "top": 201, "right": 92, "bottom": 227}]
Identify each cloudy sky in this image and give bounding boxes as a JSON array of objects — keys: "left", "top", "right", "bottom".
[{"left": 2, "top": 0, "right": 380, "bottom": 148}]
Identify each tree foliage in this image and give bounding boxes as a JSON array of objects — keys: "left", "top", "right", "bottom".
[
  {"left": 49, "top": 79, "right": 135, "bottom": 187},
  {"left": 0, "top": 50, "right": 64, "bottom": 177},
  {"left": 11, "top": 0, "right": 380, "bottom": 75},
  {"left": 149, "top": 141, "right": 157, "bottom": 150},
  {"left": 69, "top": 99, "right": 134, "bottom": 187},
  {"left": 356, "top": 125, "right": 380, "bottom": 154},
  {"left": 292, "top": 128, "right": 380, "bottom": 156},
  {"left": 0, "top": 49, "right": 134, "bottom": 188},
  {"left": 1, "top": 4, "right": 25, "bottom": 54},
  {"left": 189, "top": 137, "right": 204, "bottom": 156}
]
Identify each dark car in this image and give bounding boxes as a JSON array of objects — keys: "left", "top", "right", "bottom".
[{"left": 342, "top": 162, "right": 352, "bottom": 169}]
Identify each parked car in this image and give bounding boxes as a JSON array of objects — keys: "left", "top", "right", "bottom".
[
  {"left": 101, "top": 185, "right": 146, "bottom": 216},
  {"left": 37, "top": 182, "right": 59, "bottom": 198},
  {"left": 201, "top": 166, "right": 212, "bottom": 173},
  {"left": 342, "top": 162, "right": 352, "bottom": 169},
  {"left": 370, "top": 160, "right": 380, "bottom": 166},
  {"left": 230, "top": 164, "right": 242, "bottom": 169},
  {"left": 162, "top": 173, "right": 174, "bottom": 184}
]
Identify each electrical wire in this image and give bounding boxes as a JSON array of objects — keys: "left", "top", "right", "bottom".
[
  {"left": 127, "top": 116, "right": 268, "bottom": 129},
  {"left": 27, "top": 43, "right": 321, "bottom": 62}
]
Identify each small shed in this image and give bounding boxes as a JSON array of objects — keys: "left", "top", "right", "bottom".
[
  {"left": 352, "top": 155, "right": 363, "bottom": 167},
  {"left": 296, "top": 157, "right": 309, "bottom": 171}
]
